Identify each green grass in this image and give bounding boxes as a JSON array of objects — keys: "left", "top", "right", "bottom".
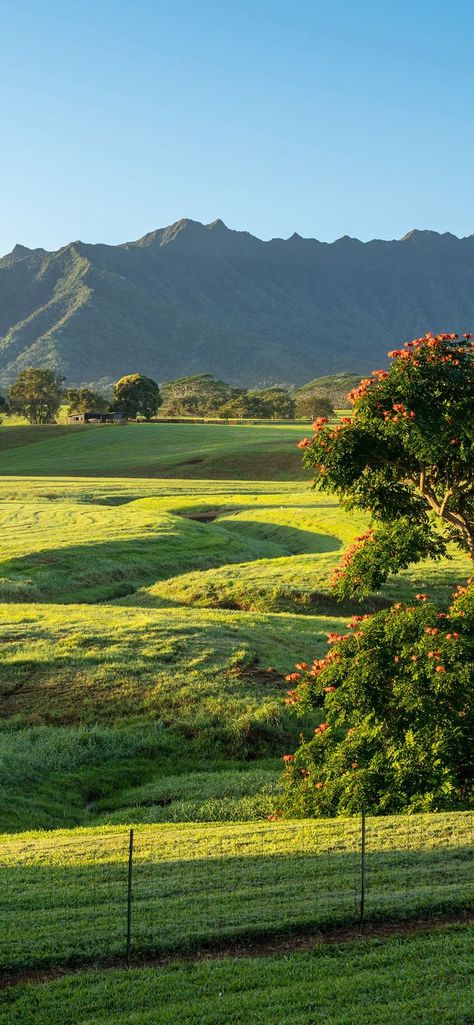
[
  {"left": 0, "top": 813, "right": 472, "bottom": 970},
  {"left": 0, "top": 476, "right": 467, "bottom": 607},
  {"left": 0, "top": 472, "right": 470, "bottom": 832},
  {"left": 0, "top": 813, "right": 471, "bottom": 972},
  {"left": 0, "top": 422, "right": 309, "bottom": 479},
  {"left": 0, "top": 719, "right": 281, "bottom": 833},
  {"left": 92, "top": 766, "right": 281, "bottom": 824},
  {"left": 2, "top": 927, "right": 473, "bottom": 1025},
  {"left": 0, "top": 424, "right": 472, "bottom": 1019},
  {"left": 0, "top": 601, "right": 344, "bottom": 728}
]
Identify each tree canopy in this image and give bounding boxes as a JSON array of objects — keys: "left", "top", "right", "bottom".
[
  {"left": 299, "top": 333, "right": 474, "bottom": 596},
  {"left": 66, "top": 388, "right": 110, "bottom": 414},
  {"left": 112, "top": 374, "right": 161, "bottom": 419},
  {"left": 9, "top": 368, "right": 65, "bottom": 424},
  {"left": 161, "top": 374, "right": 233, "bottom": 416},
  {"left": 295, "top": 394, "right": 334, "bottom": 419}
]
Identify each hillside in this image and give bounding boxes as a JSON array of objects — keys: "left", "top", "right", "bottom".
[
  {"left": 294, "top": 371, "right": 362, "bottom": 407},
  {"left": 1, "top": 221, "right": 474, "bottom": 388}
]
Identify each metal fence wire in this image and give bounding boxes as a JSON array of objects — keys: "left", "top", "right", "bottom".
[{"left": 0, "top": 810, "right": 472, "bottom": 972}]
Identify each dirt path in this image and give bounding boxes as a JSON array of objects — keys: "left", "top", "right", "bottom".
[{"left": 1, "top": 910, "right": 472, "bottom": 992}]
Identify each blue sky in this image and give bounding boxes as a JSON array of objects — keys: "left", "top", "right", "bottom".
[{"left": 1, "top": 0, "right": 473, "bottom": 252}]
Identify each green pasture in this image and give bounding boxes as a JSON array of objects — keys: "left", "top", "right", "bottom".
[
  {"left": 0, "top": 813, "right": 472, "bottom": 970},
  {"left": 2, "top": 927, "right": 472, "bottom": 1025},
  {"left": 0, "top": 470, "right": 470, "bottom": 833},
  {"left": 0, "top": 422, "right": 308, "bottom": 479},
  {"left": 0, "top": 476, "right": 467, "bottom": 607}
]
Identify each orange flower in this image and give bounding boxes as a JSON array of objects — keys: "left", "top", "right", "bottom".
[
  {"left": 435, "top": 665, "right": 446, "bottom": 673},
  {"left": 314, "top": 722, "right": 330, "bottom": 735},
  {"left": 283, "top": 753, "right": 295, "bottom": 763}
]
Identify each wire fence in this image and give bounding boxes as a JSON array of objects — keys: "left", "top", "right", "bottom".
[{"left": 0, "top": 811, "right": 472, "bottom": 972}]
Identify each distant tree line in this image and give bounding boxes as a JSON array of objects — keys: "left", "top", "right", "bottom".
[
  {"left": 159, "top": 374, "right": 335, "bottom": 420},
  {"left": 0, "top": 368, "right": 337, "bottom": 425}
]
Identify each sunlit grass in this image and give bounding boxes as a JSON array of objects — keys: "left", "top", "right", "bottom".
[{"left": 0, "top": 813, "right": 472, "bottom": 970}]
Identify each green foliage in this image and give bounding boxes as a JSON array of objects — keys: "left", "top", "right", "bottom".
[
  {"left": 253, "top": 387, "right": 295, "bottom": 419},
  {"left": 66, "top": 388, "right": 110, "bottom": 413},
  {"left": 161, "top": 374, "right": 234, "bottom": 416},
  {"left": 9, "top": 368, "right": 65, "bottom": 424},
  {"left": 330, "top": 518, "right": 446, "bottom": 599},
  {"left": 217, "top": 390, "right": 267, "bottom": 418},
  {"left": 301, "top": 333, "right": 474, "bottom": 593},
  {"left": 295, "top": 393, "right": 335, "bottom": 419},
  {"left": 112, "top": 373, "right": 161, "bottom": 419},
  {"left": 296, "top": 372, "right": 362, "bottom": 401},
  {"left": 218, "top": 387, "right": 295, "bottom": 419},
  {"left": 280, "top": 583, "right": 474, "bottom": 816},
  {"left": 2, "top": 928, "right": 472, "bottom": 1025}
]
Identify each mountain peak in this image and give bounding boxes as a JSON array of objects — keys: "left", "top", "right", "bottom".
[
  {"left": 207, "top": 218, "right": 227, "bottom": 231},
  {"left": 400, "top": 228, "right": 459, "bottom": 242},
  {"left": 12, "top": 243, "right": 31, "bottom": 256}
]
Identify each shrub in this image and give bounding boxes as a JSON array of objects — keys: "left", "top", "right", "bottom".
[{"left": 279, "top": 583, "right": 474, "bottom": 816}]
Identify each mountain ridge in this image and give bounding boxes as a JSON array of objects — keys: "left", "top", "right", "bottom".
[{"left": 1, "top": 219, "right": 474, "bottom": 388}]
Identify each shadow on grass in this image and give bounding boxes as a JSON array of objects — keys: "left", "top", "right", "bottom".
[
  {"left": 0, "top": 519, "right": 344, "bottom": 603},
  {"left": 1, "top": 840, "right": 472, "bottom": 973}
]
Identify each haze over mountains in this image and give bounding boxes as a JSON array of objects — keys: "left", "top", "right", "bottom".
[{"left": 1, "top": 218, "right": 473, "bottom": 389}]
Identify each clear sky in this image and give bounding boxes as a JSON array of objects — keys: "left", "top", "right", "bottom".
[{"left": 1, "top": 0, "right": 473, "bottom": 253}]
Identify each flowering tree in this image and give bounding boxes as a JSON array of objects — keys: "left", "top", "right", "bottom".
[
  {"left": 277, "top": 333, "right": 474, "bottom": 817},
  {"left": 278, "top": 584, "right": 473, "bottom": 815},
  {"left": 298, "top": 333, "right": 474, "bottom": 596}
]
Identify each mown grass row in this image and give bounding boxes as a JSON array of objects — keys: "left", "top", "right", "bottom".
[
  {"left": 2, "top": 927, "right": 473, "bottom": 1025},
  {"left": 1, "top": 813, "right": 472, "bottom": 970}
]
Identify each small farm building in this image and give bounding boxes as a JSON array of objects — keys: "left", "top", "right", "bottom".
[{"left": 68, "top": 412, "right": 125, "bottom": 424}]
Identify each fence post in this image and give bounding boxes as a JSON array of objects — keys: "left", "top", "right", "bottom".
[
  {"left": 126, "top": 828, "right": 134, "bottom": 963},
  {"left": 358, "top": 805, "right": 366, "bottom": 932}
]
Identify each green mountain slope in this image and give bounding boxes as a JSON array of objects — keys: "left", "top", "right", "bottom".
[{"left": 1, "top": 219, "right": 473, "bottom": 387}]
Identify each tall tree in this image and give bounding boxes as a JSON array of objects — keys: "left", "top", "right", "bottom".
[
  {"left": 9, "top": 368, "right": 65, "bottom": 424},
  {"left": 217, "top": 391, "right": 268, "bottom": 418},
  {"left": 112, "top": 374, "right": 161, "bottom": 420},
  {"left": 254, "top": 387, "right": 296, "bottom": 419},
  {"left": 161, "top": 374, "right": 234, "bottom": 416},
  {"left": 295, "top": 394, "right": 334, "bottom": 419}
]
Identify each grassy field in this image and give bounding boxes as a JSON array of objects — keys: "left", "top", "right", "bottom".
[
  {"left": 0, "top": 467, "right": 469, "bottom": 832},
  {"left": 0, "top": 420, "right": 472, "bottom": 1021},
  {"left": 1, "top": 813, "right": 472, "bottom": 970},
  {"left": 2, "top": 927, "right": 473, "bottom": 1025},
  {"left": 0, "top": 422, "right": 308, "bottom": 479}
]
